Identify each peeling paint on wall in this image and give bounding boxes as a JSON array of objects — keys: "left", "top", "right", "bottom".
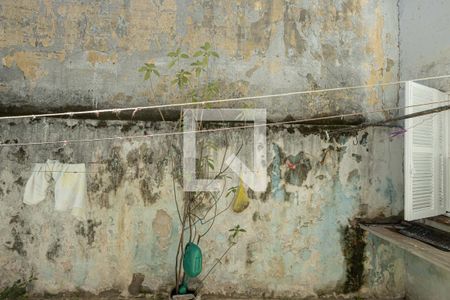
[
  {"left": 0, "top": 118, "right": 404, "bottom": 297},
  {"left": 0, "top": 0, "right": 405, "bottom": 297},
  {"left": 0, "top": 0, "right": 399, "bottom": 122}
]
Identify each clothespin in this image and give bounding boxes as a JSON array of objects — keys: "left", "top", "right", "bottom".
[
  {"left": 132, "top": 108, "right": 141, "bottom": 119},
  {"left": 113, "top": 109, "right": 121, "bottom": 119},
  {"left": 390, "top": 127, "right": 407, "bottom": 138},
  {"left": 286, "top": 160, "right": 296, "bottom": 170}
]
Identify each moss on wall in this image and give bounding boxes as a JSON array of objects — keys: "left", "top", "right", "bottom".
[{"left": 341, "top": 221, "right": 367, "bottom": 293}]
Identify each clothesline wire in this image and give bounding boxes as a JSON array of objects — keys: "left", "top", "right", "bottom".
[
  {"left": 24, "top": 168, "right": 239, "bottom": 174},
  {"left": 1, "top": 98, "right": 450, "bottom": 148},
  {"left": 0, "top": 74, "right": 450, "bottom": 121},
  {"left": 26, "top": 171, "right": 98, "bottom": 174}
]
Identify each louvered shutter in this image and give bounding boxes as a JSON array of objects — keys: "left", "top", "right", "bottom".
[
  {"left": 405, "top": 81, "right": 447, "bottom": 221},
  {"left": 445, "top": 107, "right": 450, "bottom": 217}
]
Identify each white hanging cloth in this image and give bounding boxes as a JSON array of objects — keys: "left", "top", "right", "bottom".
[{"left": 23, "top": 160, "right": 87, "bottom": 221}]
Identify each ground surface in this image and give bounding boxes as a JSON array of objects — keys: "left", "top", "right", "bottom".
[{"left": 26, "top": 295, "right": 405, "bottom": 300}]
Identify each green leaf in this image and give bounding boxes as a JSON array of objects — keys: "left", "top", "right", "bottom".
[
  {"left": 193, "top": 50, "right": 203, "bottom": 57},
  {"left": 168, "top": 60, "right": 176, "bottom": 68},
  {"left": 204, "top": 42, "right": 211, "bottom": 50},
  {"left": 205, "top": 141, "right": 218, "bottom": 150},
  {"left": 211, "top": 51, "right": 219, "bottom": 58},
  {"left": 138, "top": 66, "right": 146, "bottom": 72},
  {"left": 180, "top": 53, "right": 189, "bottom": 59},
  {"left": 153, "top": 69, "right": 160, "bottom": 77},
  {"left": 228, "top": 225, "right": 246, "bottom": 239},
  {"left": 226, "top": 186, "right": 237, "bottom": 197},
  {"left": 168, "top": 51, "right": 177, "bottom": 57},
  {"left": 144, "top": 71, "right": 150, "bottom": 80}
]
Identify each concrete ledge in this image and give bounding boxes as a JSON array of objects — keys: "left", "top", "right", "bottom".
[{"left": 361, "top": 224, "right": 450, "bottom": 272}]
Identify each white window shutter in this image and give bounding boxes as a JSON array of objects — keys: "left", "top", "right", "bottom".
[
  {"left": 446, "top": 104, "right": 450, "bottom": 217},
  {"left": 404, "top": 81, "right": 447, "bottom": 221}
]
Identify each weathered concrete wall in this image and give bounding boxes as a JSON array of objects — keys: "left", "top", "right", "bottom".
[
  {"left": 399, "top": 0, "right": 450, "bottom": 90},
  {"left": 0, "top": 0, "right": 399, "bottom": 121},
  {"left": 0, "top": 119, "right": 403, "bottom": 297},
  {"left": 0, "top": 0, "right": 405, "bottom": 298},
  {"left": 404, "top": 252, "right": 450, "bottom": 300},
  {"left": 365, "top": 234, "right": 406, "bottom": 299},
  {"left": 366, "top": 233, "right": 450, "bottom": 300}
]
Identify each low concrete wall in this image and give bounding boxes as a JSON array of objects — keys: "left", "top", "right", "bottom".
[
  {"left": 404, "top": 252, "right": 450, "bottom": 300},
  {"left": 366, "top": 233, "right": 450, "bottom": 300}
]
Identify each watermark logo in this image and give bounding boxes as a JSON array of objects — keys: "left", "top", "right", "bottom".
[{"left": 183, "top": 109, "right": 267, "bottom": 192}]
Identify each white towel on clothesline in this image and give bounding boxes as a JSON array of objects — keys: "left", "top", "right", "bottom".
[{"left": 23, "top": 160, "right": 87, "bottom": 221}]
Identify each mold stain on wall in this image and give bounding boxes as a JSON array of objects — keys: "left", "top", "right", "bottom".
[
  {"left": 341, "top": 222, "right": 367, "bottom": 293},
  {"left": 0, "top": 119, "right": 404, "bottom": 297},
  {"left": 0, "top": 0, "right": 399, "bottom": 123},
  {"left": 0, "top": 0, "right": 404, "bottom": 297}
]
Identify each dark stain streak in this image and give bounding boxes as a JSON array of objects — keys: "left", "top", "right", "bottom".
[
  {"left": 7, "top": 147, "right": 28, "bottom": 164},
  {"left": 52, "top": 147, "right": 71, "bottom": 163},
  {"left": 99, "top": 193, "right": 110, "bottom": 209},
  {"left": 5, "top": 228, "right": 27, "bottom": 256},
  {"left": 260, "top": 179, "right": 272, "bottom": 202},
  {"left": 5, "top": 215, "right": 30, "bottom": 256},
  {"left": 13, "top": 176, "right": 25, "bottom": 186},
  {"left": 139, "top": 179, "right": 159, "bottom": 206},
  {"left": 126, "top": 148, "right": 139, "bottom": 165},
  {"left": 46, "top": 239, "right": 61, "bottom": 261},
  {"left": 247, "top": 187, "right": 256, "bottom": 200},
  {"left": 252, "top": 212, "right": 260, "bottom": 222},
  {"left": 347, "top": 169, "right": 360, "bottom": 183},
  {"left": 105, "top": 147, "right": 125, "bottom": 192},
  {"left": 9, "top": 215, "right": 24, "bottom": 226},
  {"left": 121, "top": 122, "right": 134, "bottom": 133},
  {"left": 126, "top": 148, "right": 140, "bottom": 178},
  {"left": 359, "top": 132, "right": 369, "bottom": 147},
  {"left": 141, "top": 147, "right": 154, "bottom": 165},
  {"left": 352, "top": 153, "right": 362, "bottom": 163},
  {"left": 283, "top": 3, "right": 306, "bottom": 57},
  {"left": 75, "top": 220, "right": 102, "bottom": 246},
  {"left": 64, "top": 120, "right": 80, "bottom": 129},
  {"left": 246, "top": 243, "right": 256, "bottom": 266},
  {"left": 341, "top": 221, "right": 366, "bottom": 293}
]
